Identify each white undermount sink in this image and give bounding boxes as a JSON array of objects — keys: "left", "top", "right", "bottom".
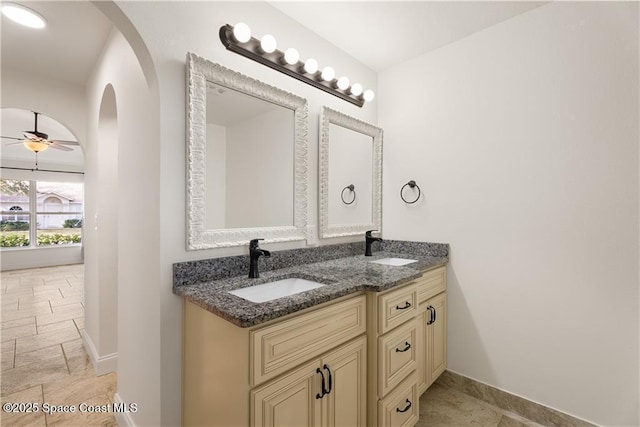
[
  {"left": 370, "top": 257, "right": 418, "bottom": 266},
  {"left": 228, "top": 278, "right": 325, "bottom": 303}
]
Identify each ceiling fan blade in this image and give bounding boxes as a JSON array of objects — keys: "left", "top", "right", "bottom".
[
  {"left": 48, "top": 143, "right": 74, "bottom": 151},
  {"left": 3, "top": 141, "right": 24, "bottom": 146},
  {"left": 49, "top": 139, "right": 79, "bottom": 146},
  {"left": 22, "top": 133, "right": 41, "bottom": 141},
  {"left": 1, "top": 135, "right": 23, "bottom": 141}
]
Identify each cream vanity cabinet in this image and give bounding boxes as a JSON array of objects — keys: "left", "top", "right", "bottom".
[
  {"left": 367, "top": 282, "right": 420, "bottom": 426},
  {"left": 416, "top": 266, "right": 447, "bottom": 394},
  {"left": 183, "top": 294, "right": 367, "bottom": 427},
  {"left": 365, "top": 265, "right": 447, "bottom": 427}
]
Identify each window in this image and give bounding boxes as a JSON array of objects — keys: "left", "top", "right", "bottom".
[
  {"left": 0, "top": 179, "right": 83, "bottom": 248},
  {"left": 8, "top": 206, "right": 26, "bottom": 222},
  {"left": 1, "top": 180, "right": 30, "bottom": 247},
  {"left": 36, "top": 182, "right": 83, "bottom": 247}
]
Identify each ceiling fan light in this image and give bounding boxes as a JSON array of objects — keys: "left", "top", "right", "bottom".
[
  {"left": 2, "top": 3, "right": 46, "bottom": 29},
  {"left": 23, "top": 140, "right": 48, "bottom": 153}
]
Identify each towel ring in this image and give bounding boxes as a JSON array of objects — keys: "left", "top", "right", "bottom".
[
  {"left": 341, "top": 184, "right": 356, "bottom": 205},
  {"left": 400, "top": 180, "right": 421, "bottom": 204}
]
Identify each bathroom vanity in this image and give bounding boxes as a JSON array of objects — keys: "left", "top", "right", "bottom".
[
  {"left": 179, "top": 53, "right": 449, "bottom": 426},
  {"left": 175, "top": 242, "right": 448, "bottom": 427}
]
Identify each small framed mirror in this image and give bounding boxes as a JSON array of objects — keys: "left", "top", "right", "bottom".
[
  {"left": 319, "top": 107, "right": 382, "bottom": 239},
  {"left": 186, "top": 53, "right": 308, "bottom": 249}
]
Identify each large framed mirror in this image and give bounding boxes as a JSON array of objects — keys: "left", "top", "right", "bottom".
[
  {"left": 186, "top": 53, "right": 308, "bottom": 249},
  {"left": 319, "top": 107, "right": 382, "bottom": 239}
]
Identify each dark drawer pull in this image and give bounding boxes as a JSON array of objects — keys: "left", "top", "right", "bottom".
[
  {"left": 315, "top": 367, "right": 326, "bottom": 399},
  {"left": 396, "top": 399, "right": 412, "bottom": 413},
  {"left": 323, "top": 364, "right": 333, "bottom": 395},
  {"left": 426, "top": 306, "right": 434, "bottom": 325},
  {"left": 395, "top": 341, "right": 411, "bottom": 352},
  {"left": 396, "top": 301, "right": 411, "bottom": 310}
]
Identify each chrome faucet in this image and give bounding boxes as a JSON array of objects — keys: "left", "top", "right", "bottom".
[
  {"left": 365, "top": 230, "right": 382, "bottom": 256},
  {"left": 249, "top": 238, "right": 271, "bottom": 278}
]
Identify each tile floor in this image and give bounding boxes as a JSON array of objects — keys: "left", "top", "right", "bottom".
[
  {"left": 0, "top": 264, "right": 546, "bottom": 427},
  {"left": 0, "top": 264, "right": 116, "bottom": 426},
  {"left": 418, "top": 382, "right": 545, "bottom": 427}
]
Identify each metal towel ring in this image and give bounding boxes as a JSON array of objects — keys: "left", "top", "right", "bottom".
[
  {"left": 341, "top": 184, "right": 356, "bottom": 205},
  {"left": 400, "top": 180, "right": 421, "bottom": 204}
]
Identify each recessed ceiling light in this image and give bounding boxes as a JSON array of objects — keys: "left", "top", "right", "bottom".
[{"left": 2, "top": 3, "right": 46, "bottom": 29}]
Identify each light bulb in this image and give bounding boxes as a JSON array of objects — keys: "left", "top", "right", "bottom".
[
  {"left": 23, "top": 140, "right": 48, "bottom": 153},
  {"left": 303, "top": 58, "right": 318, "bottom": 74},
  {"left": 337, "top": 76, "right": 350, "bottom": 90},
  {"left": 284, "top": 48, "right": 299, "bottom": 65},
  {"left": 260, "top": 34, "right": 277, "bottom": 53},
  {"left": 1, "top": 3, "right": 46, "bottom": 29},
  {"left": 350, "top": 83, "right": 363, "bottom": 96},
  {"left": 321, "top": 66, "right": 335, "bottom": 81},
  {"left": 363, "top": 90, "right": 375, "bottom": 102},
  {"left": 232, "top": 22, "right": 251, "bottom": 43}
]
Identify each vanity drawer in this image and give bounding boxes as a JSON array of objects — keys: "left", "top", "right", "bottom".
[
  {"left": 378, "top": 374, "right": 418, "bottom": 427},
  {"left": 416, "top": 266, "right": 446, "bottom": 303},
  {"left": 378, "top": 319, "right": 417, "bottom": 397},
  {"left": 378, "top": 283, "right": 417, "bottom": 335},
  {"left": 250, "top": 295, "right": 366, "bottom": 386}
]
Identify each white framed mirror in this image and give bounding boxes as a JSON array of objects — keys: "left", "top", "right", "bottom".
[
  {"left": 319, "top": 107, "right": 382, "bottom": 239},
  {"left": 186, "top": 53, "right": 308, "bottom": 249}
]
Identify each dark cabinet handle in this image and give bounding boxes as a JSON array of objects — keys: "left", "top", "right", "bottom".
[
  {"left": 433, "top": 306, "right": 437, "bottom": 323},
  {"left": 396, "top": 301, "right": 411, "bottom": 310},
  {"left": 396, "top": 399, "right": 412, "bottom": 413},
  {"left": 323, "top": 364, "right": 333, "bottom": 394},
  {"left": 426, "top": 306, "right": 434, "bottom": 325},
  {"left": 315, "top": 367, "right": 326, "bottom": 399},
  {"left": 395, "top": 341, "right": 411, "bottom": 352}
]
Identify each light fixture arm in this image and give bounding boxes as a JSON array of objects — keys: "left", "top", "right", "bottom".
[{"left": 219, "top": 24, "right": 365, "bottom": 107}]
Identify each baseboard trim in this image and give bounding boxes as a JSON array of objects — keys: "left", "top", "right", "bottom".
[
  {"left": 81, "top": 330, "right": 118, "bottom": 376},
  {"left": 113, "top": 393, "right": 136, "bottom": 427},
  {"left": 437, "top": 370, "right": 598, "bottom": 427}
]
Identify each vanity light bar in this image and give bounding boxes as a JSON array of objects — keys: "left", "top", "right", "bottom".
[{"left": 219, "top": 23, "right": 374, "bottom": 108}]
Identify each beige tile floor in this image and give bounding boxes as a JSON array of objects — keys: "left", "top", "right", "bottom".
[
  {"left": 418, "top": 381, "right": 545, "bottom": 427},
  {"left": 0, "top": 264, "right": 116, "bottom": 427}
]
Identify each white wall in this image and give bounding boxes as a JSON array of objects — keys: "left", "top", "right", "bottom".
[
  {"left": 205, "top": 123, "right": 226, "bottom": 229},
  {"left": 0, "top": 67, "right": 87, "bottom": 144},
  {"left": 112, "top": 1, "right": 377, "bottom": 425},
  {"left": 85, "top": 27, "right": 160, "bottom": 425},
  {"left": 379, "top": 3, "right": 639, "bottom": 426},
  {"left": 226, "top": 108, "right": 294, "bottom": 228},
  {"left": 1, "top": 68, "right": 86, "bottom": 270},
  {"left": 328, "top": 124, "right": 373, "bottom": 226}
]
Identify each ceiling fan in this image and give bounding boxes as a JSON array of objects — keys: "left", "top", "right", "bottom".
[{"left": 1, "top": 111, "right": 79, "bottom": 153}]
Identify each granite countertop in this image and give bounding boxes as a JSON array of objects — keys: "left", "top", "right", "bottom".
[{"left": 174, "top": 248, "right": 448, "bottom": 328}]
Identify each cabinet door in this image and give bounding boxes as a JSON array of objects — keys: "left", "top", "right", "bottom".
[
  {"left": 251, "top": 359, "right": 323, "bottom": 427},
  {"left": 427, "top": 292, "right": 447, "bottom": 388},
  {"left": 321, "top": 336, "right": 367, "bottom": 427}
]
